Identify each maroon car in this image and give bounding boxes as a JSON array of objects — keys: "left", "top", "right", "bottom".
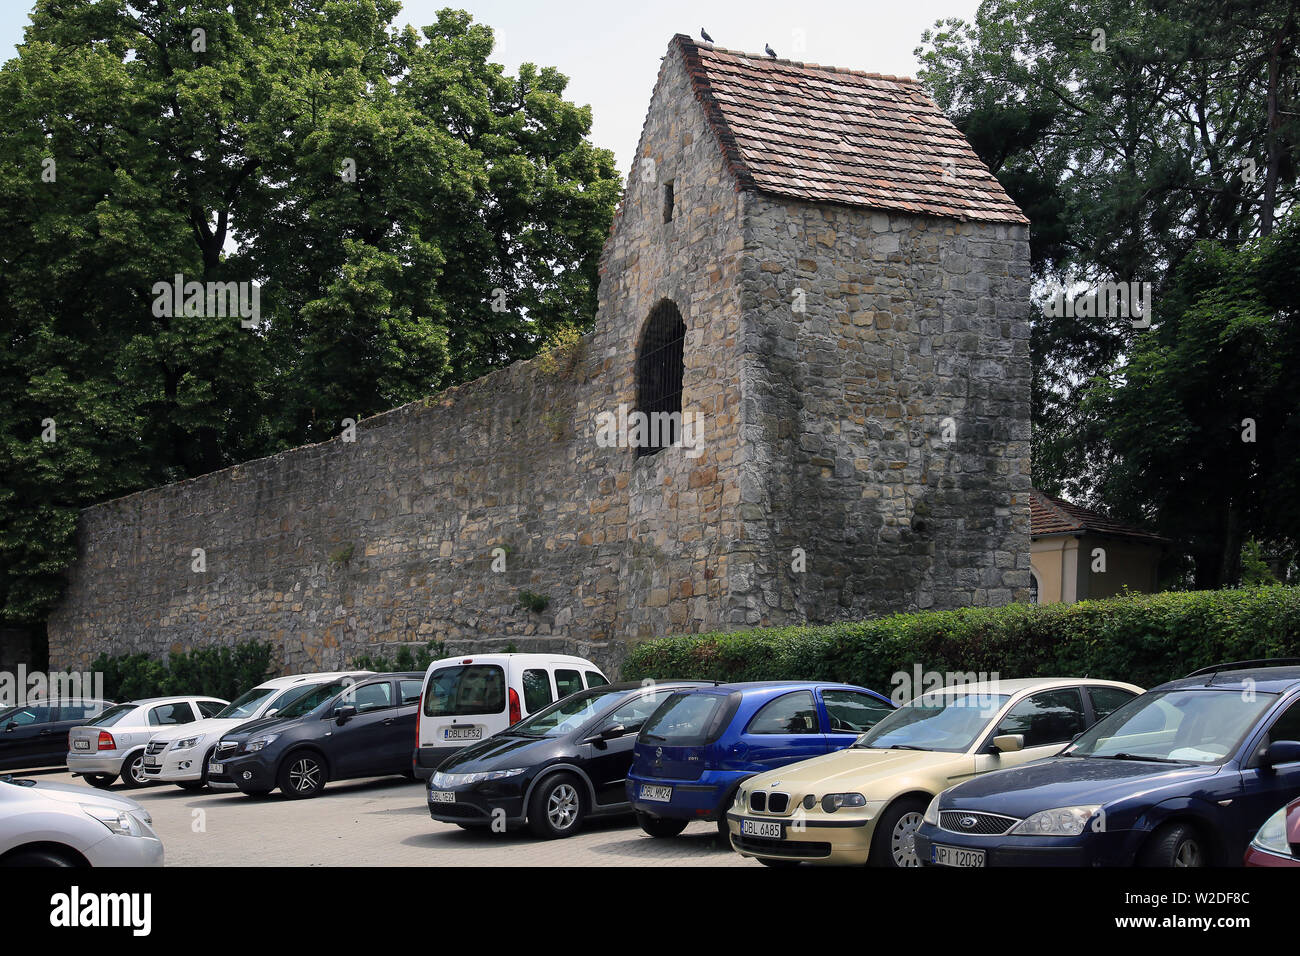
[{"left": 1244, "top": 795, "right": 1300, "bottom": 866}]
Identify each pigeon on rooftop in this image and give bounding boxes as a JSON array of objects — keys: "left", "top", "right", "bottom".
[
  {"left": 701, "top": 28, "right": 714, "bottom": 43},
  {"left": 765, "top": 43, "right": 777, "bottom": 58}
]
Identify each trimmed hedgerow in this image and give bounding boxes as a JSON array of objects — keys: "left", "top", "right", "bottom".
[
  {"left": 89, "top": 641, "right": 276, "bottom": 703},
  {"left": 620, "top": 588, "right": 1300, "bottom": 694}
]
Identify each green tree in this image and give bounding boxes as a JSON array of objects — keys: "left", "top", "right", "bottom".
[
  {"left": 0, "top": 1, "right": 620, "bottom": 627},
  {"left": 915, "top": 0, "right": 1299, "bottom": 493},
  {"left": 1070, "top": 214, "right": 1300, "bottom": 587}
]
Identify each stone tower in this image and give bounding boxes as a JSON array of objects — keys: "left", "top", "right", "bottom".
[{"left": 47, "top": 36, "right": 1031, "bottom": 675}]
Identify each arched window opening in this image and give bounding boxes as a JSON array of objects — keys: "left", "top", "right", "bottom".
[{"left": 635, "top": 299, "right": 686, "bottom": 458}]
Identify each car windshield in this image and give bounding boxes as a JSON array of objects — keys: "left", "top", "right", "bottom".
[
  {"left": 506, "top": 688, "right": 619, "bottom": 738},
  {"left": 855, "top": 692, "right": 1010, "bottom": 752},
  {"left": 1064, "top": 688, "right": 1278, "bottom": 764},
  {"left": 86, "top": 704, "right": 136, "bottom": 727},
  {"left": 273, "top": 680, "right": 352, "bottom": 720},
  {"left": 215, "top": 686, "right": 279, "bottom": 719}
]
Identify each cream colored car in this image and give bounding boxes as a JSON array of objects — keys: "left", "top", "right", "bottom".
[{"left": 726, "top": 677, "right": 1143, "bottom": 867}]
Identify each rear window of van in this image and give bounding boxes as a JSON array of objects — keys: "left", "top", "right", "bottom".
[{"left": 424, "top": 665, "right": 506, "bottom": 717}]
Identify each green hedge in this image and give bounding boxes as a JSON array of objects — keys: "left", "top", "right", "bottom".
[
  {"left": 90, "top": 641, "right": 276, "bottom": 703},
  {"left": 621, "top": 588, "right": 1300, "bottom": 695}
]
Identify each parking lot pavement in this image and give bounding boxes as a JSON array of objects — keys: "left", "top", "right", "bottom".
[{"left": 29, "top": 770, "right": 754, "bottom": 867}]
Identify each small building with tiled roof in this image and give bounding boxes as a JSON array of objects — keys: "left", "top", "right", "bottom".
[
  {"left": 49, "top": 35, "right": 1034, "bottom": 674},
  {"left": 1029, "top": 488, "right": 1170, "bottom": 604}
]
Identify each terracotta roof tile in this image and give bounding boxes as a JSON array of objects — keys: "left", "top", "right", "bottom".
[
  {"left": 1030, "top": 489, "right": 1170, "bottom": 544},
  {"left": 673, "top": 35, "right": 1028, "bottom": 225}
]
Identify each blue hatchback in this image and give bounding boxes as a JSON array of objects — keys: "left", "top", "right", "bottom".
[
  {"left": 626, "top": 681, "right": 895, "bottom": 838},
  {"left": 914, "top": 660, "right": 1300, "bottom": 867}
]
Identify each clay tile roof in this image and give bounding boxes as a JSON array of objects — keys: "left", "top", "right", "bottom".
[
  {"left": 672, "top": 34, "right": 1028, "bottom": 225},
  {"left": 1030, "top": 488, "right": 1171, "bottom": 544}
]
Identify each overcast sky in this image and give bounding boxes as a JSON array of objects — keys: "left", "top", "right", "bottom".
[{"left": 0, "top": 0, "right": 983, "bottom": 176}]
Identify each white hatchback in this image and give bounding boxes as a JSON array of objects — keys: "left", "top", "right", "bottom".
[
  {"left": 142, "top": 672, "right": 367, "bottom": 789},
  {"left": 67, "top": 696, "right": 227, "bottom": 789},
  {"left": 414, "top": 653, "right": 608, "bottom": 779}
]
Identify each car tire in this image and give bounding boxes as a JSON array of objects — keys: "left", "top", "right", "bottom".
[
  {"left": 636, "top": 812, "right": 689, "bottom": 838},
  {"left": 528, "top": 773, "right": 585, "bottom": 839},
  {"left": 1140, "top": 822, "right": 1207, "bottom": 867},
  {"left": 83, "top": 773, "right": 117, "bottom": 789},
  {"left": 278, "top": 751, "right": 328, "bottom": 799},
  {"left": 1, "top": 847, "right": 81, "bottom": 867},
  {"left": 119, "top": 751, "right": 152, "bottom": 789},
  {"left": 869, "top": 796, "right": 929, "bottom": 868},
  {"left": 757, "top": 857, "right": 801, "bottom": 868}
]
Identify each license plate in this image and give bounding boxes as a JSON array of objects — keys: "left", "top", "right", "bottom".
[
  {"left": 428, "top": 790, "right": 456, "bottom": 803},
  {"left": 741, "top": 819, "right": 784, "bottom": 839},
  {"left": 73, "top": 739, "right": 90, "bottom": 751},
  {"left": 443, "top": 727, "right": 480, "bottom": 741},
  {"left": 931, "top": 844, "right": 986, "bottom": 867},
  {"left": 209, "top": 762, "right": 223, "bottom": 774},
  {"left": 639, "top": 784, "right": 673, "bottom": 802},
  {"left": 144, "top": 756, "right": 160, "bottom": 766}
]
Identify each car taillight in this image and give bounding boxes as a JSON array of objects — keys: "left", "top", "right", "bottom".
[
  {"left": 97, "top": 731, "right": 115, "bottom": 751},
  {"left": 508, "top": 687, "right": 521, "bottom": 725}
]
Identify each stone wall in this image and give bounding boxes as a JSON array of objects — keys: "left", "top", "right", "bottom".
[
  {"left": 734, "top": 201, "right": 1034, "bottom": 624},
  {"left": 45, "top": 50, "right": 1032, "bottom": 677},
  {"left": 47, "top": 48, "right": 751, "bottom": 676}
]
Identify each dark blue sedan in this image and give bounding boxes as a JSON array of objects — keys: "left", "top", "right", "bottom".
[
  {"left": 915, "top": 660, "right": 1300, "bottom": 867},
  {"left": 626, "top": 681, "right": 895, "bottom": 839}
]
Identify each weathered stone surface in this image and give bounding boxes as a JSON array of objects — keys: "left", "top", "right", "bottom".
[{"left": 46, "top": 45, "right": 1031, "bottom": 678}]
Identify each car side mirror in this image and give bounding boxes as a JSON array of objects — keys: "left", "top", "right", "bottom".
[
  {"left": 265, "top": 708, "right": 278, "bottom": 718},
  {"left": 992, "top": 734, "right": 1024, "bottom": 754},
  {"left": 333, "top": 704, "right": 357, "bottom": 724},
  {"left": 582, "top": 723, "right": 628, "bottom": 746},
  {"left": 3, "top": 722, "right": 13, "bottom": 732},
  {"left": 1259, "top": 739, "right": 1300, "bottom": 770}
]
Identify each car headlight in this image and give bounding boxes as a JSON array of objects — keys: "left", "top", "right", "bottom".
[
  {"left": 244, "top": 734, "right": 279, "bottom": 752},
  {"left": 923, "top": 793, "right": 942, "bottom": 826},
  {"left": 1010, "top": 805, "right": 1102, "bottom": 836},
  {"left": 733, "top": 789, "right": 746, "bottom": 809},
  {"left": 1251, "top": 807, "right": 1292, "bottom": 857},
  {"left": 431, "top": 768, "right": 526, "bottom": 788},
  {"left": 81, "top": 804, "right": 135, "bottom": 836},
  {"left": 175, "top": 736, "right": 202, "bottom": 750},
  {"left": 820, "top": 792, "right": 867, "bottom": 813}
]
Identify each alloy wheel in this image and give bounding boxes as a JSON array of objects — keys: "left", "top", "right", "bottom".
[
  {"left": 1174, "top": 839, "right": 1203, "bottom": 867},
  {"left": 891, "top": 811, "right": 924, "bottom": 867},
  {"left": 547, "top": 783, "right": 579, "bottom": 831},
  {"left": 288, "top": 757, "right": 321, "bottom": 793}
]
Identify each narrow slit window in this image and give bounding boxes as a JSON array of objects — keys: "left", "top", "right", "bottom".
[
  {"left": 635, "top": 300, "right": 686, "bottom": 458},
  {"left": 663, "top": 180, "right": 675, "bottom": 223}
]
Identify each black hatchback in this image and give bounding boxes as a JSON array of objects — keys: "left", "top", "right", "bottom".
[
  {"left": 0, "top": 699, "right": 114, "bottom": 771},
  {"left": 211, "top": 672, "right": 425, "bottom": 798},
  {"left": 428, "top": 680, "right": 711, "bottom": 838}
]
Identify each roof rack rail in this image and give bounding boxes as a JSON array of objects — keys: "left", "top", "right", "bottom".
[{"left": 1185, "top": 658, "right": 1300, "bottom": 679}]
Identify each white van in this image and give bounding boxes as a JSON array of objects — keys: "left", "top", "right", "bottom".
[{"left": 413, "top": 654, "right": 608, "bottom": 779}]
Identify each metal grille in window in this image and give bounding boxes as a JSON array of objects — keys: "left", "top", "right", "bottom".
[{"left": 635, "top": 299, "right": 686, "bottom": 458}]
